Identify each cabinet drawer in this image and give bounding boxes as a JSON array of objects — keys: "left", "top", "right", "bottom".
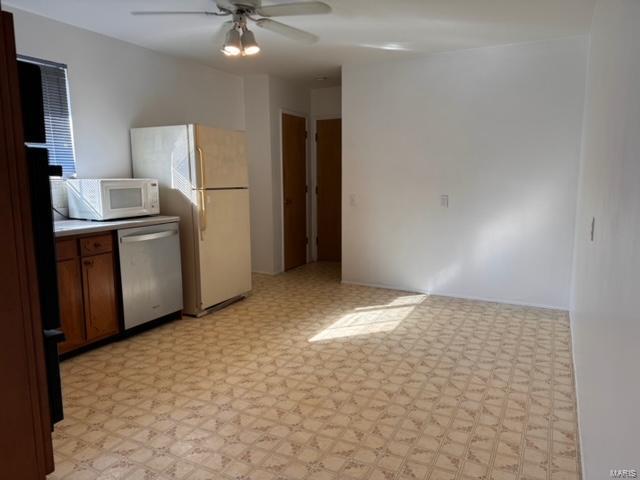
[
  {"left": 80, "top": 234, "right": 113, "bottom": 256},
  {"left": 56, "top": 238, "right": 78, "bottom": 261}
]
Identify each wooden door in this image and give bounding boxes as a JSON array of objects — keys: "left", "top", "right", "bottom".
[
  {"left": 57, "top": 258, "right": 86, "bottom": 354},
  {"left": 0, "top": 9, "right": 55, "bottom": 477},
  {"left": 82, "top": 252, "right": 119, "bottom": 341},
  {"left": 282, "top": 113, "right": 308, "bottom": 271},
  {"left": 316, "top": 118, "right": 342, "bottom": 261}
]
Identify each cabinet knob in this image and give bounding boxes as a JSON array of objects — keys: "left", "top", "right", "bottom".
[{"left": 83, "top": 259, "right": 93, "bottom": 266}]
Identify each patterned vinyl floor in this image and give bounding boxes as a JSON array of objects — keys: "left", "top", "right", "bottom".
[{"left": 49, "top": 262, "right": 581, "bottom": 480}]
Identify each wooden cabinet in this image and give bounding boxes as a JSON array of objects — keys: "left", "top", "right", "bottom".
[
  {"left": 82, "top": 252, "right": 119, "bottom": 341},
  {"left": 80, "top": 233, "right": 113, "bottom": 257},
  {"left": 55, "top": 232, "right": 120, "bottom": 354},
  {"left": 57, "top": 257, "right": 85, "bottom": 354}
]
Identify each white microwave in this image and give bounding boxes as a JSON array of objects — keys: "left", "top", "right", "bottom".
[{"left": 66, "top": 178, "right": 160, "bottom": 221}]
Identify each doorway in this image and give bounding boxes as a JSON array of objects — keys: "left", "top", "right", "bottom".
[
  {"left": 282, "top": 112, "right": 308, "bottom": 271},
  {"left": 315, "top": 118, "right": 342, "bottom": 261}
]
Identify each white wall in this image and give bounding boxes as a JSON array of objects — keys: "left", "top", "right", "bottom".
[
  {"left": 9, "top": 7, "right": 244, "bottom": 179},
  {"left": 571, "top": 1, "right": 640, "bottom": 477},
  {"left": 244, "top": 74, "right": 275, "bottom": 274},
  {"left": 310, "top": 86, "right": 342, "bottom": 260},
  {"left": 310, "top": 86, "right": 341, "bottom": 119},
  {"left": 342, "top": 37, "right": 588, "bottom": 309}
]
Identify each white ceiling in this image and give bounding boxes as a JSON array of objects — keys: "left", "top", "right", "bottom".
[{"left": 6, "top": 0, "right": 596, "bottom": 86}]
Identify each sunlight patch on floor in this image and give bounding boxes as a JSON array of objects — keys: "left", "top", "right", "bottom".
[{"left": 309, "top": 294, "right": 427, "bottom": 342}]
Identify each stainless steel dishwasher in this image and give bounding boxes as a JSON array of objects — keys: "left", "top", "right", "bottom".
[{"left": 118, "top": 221, "right": 183, "bottom": 330}]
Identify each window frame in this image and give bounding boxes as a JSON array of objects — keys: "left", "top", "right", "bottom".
[{"left": 18, "top": 54, "right": 77, "bottom": 178}]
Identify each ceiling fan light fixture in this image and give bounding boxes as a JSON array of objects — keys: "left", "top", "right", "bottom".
[
  {"left": 131, "top": 1, "right": 333, "bottom": 58},
  {"left": 222, "top": 27, "right": 242, "bottom": 56},
  {"left": 241, "top": 27, "right": 260, "bottom": 56}
]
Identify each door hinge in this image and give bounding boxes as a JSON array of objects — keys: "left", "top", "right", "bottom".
[
  {"left": 305, "top": 185, "right": 308, "bottom": 193},
  {"left": 315, "top": 185, "right": 318, "bottom": 195},
  {"left": 306, "top": 237, "right": 309, "bottom": 245},
  {"left": 316, "top": 236, "right": 319, "bottom": 245},
  {"left": 305, "top": 131, "right": 308, "bottom": 139},
  {"left": 315, "top": 132, "right": 318, "bottom": 142}
]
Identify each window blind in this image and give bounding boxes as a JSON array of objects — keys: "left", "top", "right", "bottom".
[{"left": 21, "top": 56, "right": 76, "bottom": 177}]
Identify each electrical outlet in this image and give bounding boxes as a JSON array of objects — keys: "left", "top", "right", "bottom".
[
  {"left": 440, "top": 195, "right": 449, "bottom": 208},
  {"left": 349, "top": 194, "right": 357, "bottom": 207}
]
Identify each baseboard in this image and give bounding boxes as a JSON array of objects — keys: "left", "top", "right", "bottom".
[
  {"left": 341, "top": 279, "right": 568, "bottom": 311},
  {"left": 569, "top": 310, "right": 587, "bottom": 480},
  {"left": 252, "top": 270, "right": 278, "bottom": 276},
  {"left": 341, "top": 279, "right": 422, "bottom": 294},
  {"left": 430, "top": 291, "right": 568, "bottom": 311}
]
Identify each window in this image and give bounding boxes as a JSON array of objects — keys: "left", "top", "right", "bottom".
[{"left": 19, "top": 56, "right": 76, "bottom": 177}]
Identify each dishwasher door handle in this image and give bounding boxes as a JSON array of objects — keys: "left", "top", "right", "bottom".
[{"left": 120, "top": 229, "right": 178, "bottom": 244}]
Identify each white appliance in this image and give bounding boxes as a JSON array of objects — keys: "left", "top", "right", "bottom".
[
  {"left": 130, "top": 124, "right": 251, "bottom": 316},
  {"left": 67, "top": 178, "right": 160, "bottom": 221},
  {"left": 118, "top": 221, "right": 183, "bottom": 329}
]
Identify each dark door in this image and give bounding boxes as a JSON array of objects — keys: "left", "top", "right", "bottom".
[
  {"left": 316, "top": 118, "right": 342, "bottom": 261},
  {"left": 0, "top": 9, "right": 55, "bottom": 477},
  {"left": 282, "top": 113, "right": 307, "bottom": 271}
]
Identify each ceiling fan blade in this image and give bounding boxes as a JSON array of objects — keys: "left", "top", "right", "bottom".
[
  {"left": 255, "top": 18, "right": 318, "bottom": 44},
  {"left": 215, "top": 0, "right": 237, "bottom": 12},
  {"left": 255, "top": 2, "right": 331, "bottom": 17},
  {"left": 131, "top": 10, "right": 220, "bottom": 16}
]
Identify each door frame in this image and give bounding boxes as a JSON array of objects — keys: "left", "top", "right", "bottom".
[
  {"left": 311, "top": 114, "right": 342, "bottom": 262},
  {"left": 279, "top": 109, "right": 310, "bottom": 272}
]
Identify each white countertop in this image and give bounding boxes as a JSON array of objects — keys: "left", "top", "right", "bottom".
[{"left": 54, "top": 215, "right": 180, "bottom": 238}]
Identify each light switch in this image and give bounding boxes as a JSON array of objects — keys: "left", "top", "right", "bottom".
[{"left": 440, "top": 195, "right": 449, "bottom": 208}]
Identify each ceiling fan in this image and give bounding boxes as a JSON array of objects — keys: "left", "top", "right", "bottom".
[{"left": 131, "top": 0, "right": 331, "bottom": 57}]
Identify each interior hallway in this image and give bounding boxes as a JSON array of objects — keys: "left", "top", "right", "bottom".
[{"left": 49, "top": 263, "right": 580, "bottom": 480}]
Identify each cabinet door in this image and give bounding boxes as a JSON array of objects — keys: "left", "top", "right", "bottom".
[
  {"left": 82, "top": 252, "right": 119, "bottom": 341},
  {"left": 57, "top": 258, "right": 85, "bottom": 354}
]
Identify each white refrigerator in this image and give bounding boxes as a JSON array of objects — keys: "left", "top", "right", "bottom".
[{"left": 131, "top": 124, "right": 251, "bottom": 316}]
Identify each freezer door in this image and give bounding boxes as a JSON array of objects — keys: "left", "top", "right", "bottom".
[
  {"left": 198, "top": 189, "right": 252, "bottom": 309},
  {"left": 131, "top": 125, "right": 195, "bottom": 191},
  {"left": 195, "top": 125, "right": 248, "bottom": 189}
]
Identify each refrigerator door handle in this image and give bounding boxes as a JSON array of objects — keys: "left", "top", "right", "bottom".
[
  {"left": 196, "top": 146, "right": 207, "bottom": 241},
  {"left": 197, "top": 146, "right": 206, "bottom": 187},
  {"left": 199, "top": 190, "right": 207, "bottom": 241}
]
